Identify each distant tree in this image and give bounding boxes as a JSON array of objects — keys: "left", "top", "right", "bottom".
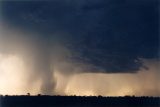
[
  {"left": 38, "top": 94, "right": 41, "bottom": 96},
  {"left": 98, "top": 95, "right": 102, "bottom": 98},
  {"left": 27, "top": 93, "right": 30, "bottom": 96}
]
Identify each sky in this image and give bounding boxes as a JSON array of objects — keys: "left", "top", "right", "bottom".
[{"left": 0, "top": 0, "right": 159, "bottom": 96}]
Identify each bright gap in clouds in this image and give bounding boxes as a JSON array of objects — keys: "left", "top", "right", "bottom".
[
  {"left": 55, "top": 60, "right": 160, "bottom": 96},
  {"left": 0, "top": 54, "right": 40, "bottom": 95}
]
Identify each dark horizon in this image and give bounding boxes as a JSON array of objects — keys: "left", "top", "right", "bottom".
[{"left": 1, "top": 95, "right": 160, "bottom": 107}]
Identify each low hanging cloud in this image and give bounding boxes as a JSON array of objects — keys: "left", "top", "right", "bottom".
[{"left": 1, "top": 0, "right": 158, "bottom": 72}]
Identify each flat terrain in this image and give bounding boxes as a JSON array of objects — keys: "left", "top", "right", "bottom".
[{"left": 0, "top": 95, "right": 160, "bottom": 107}]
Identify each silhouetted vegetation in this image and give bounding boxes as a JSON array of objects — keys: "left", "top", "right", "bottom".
[{"left": 0, "top": 95, "right": 159, "bottom": 107}]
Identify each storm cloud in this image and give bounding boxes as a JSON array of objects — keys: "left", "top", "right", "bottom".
[{"left": 0, "top": 0, "right": 159, "bottom": 94}]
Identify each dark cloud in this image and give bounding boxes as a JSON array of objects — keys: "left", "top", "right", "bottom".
[{"left": 1, "top": 0, "right": 159, "bottom": 75}]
